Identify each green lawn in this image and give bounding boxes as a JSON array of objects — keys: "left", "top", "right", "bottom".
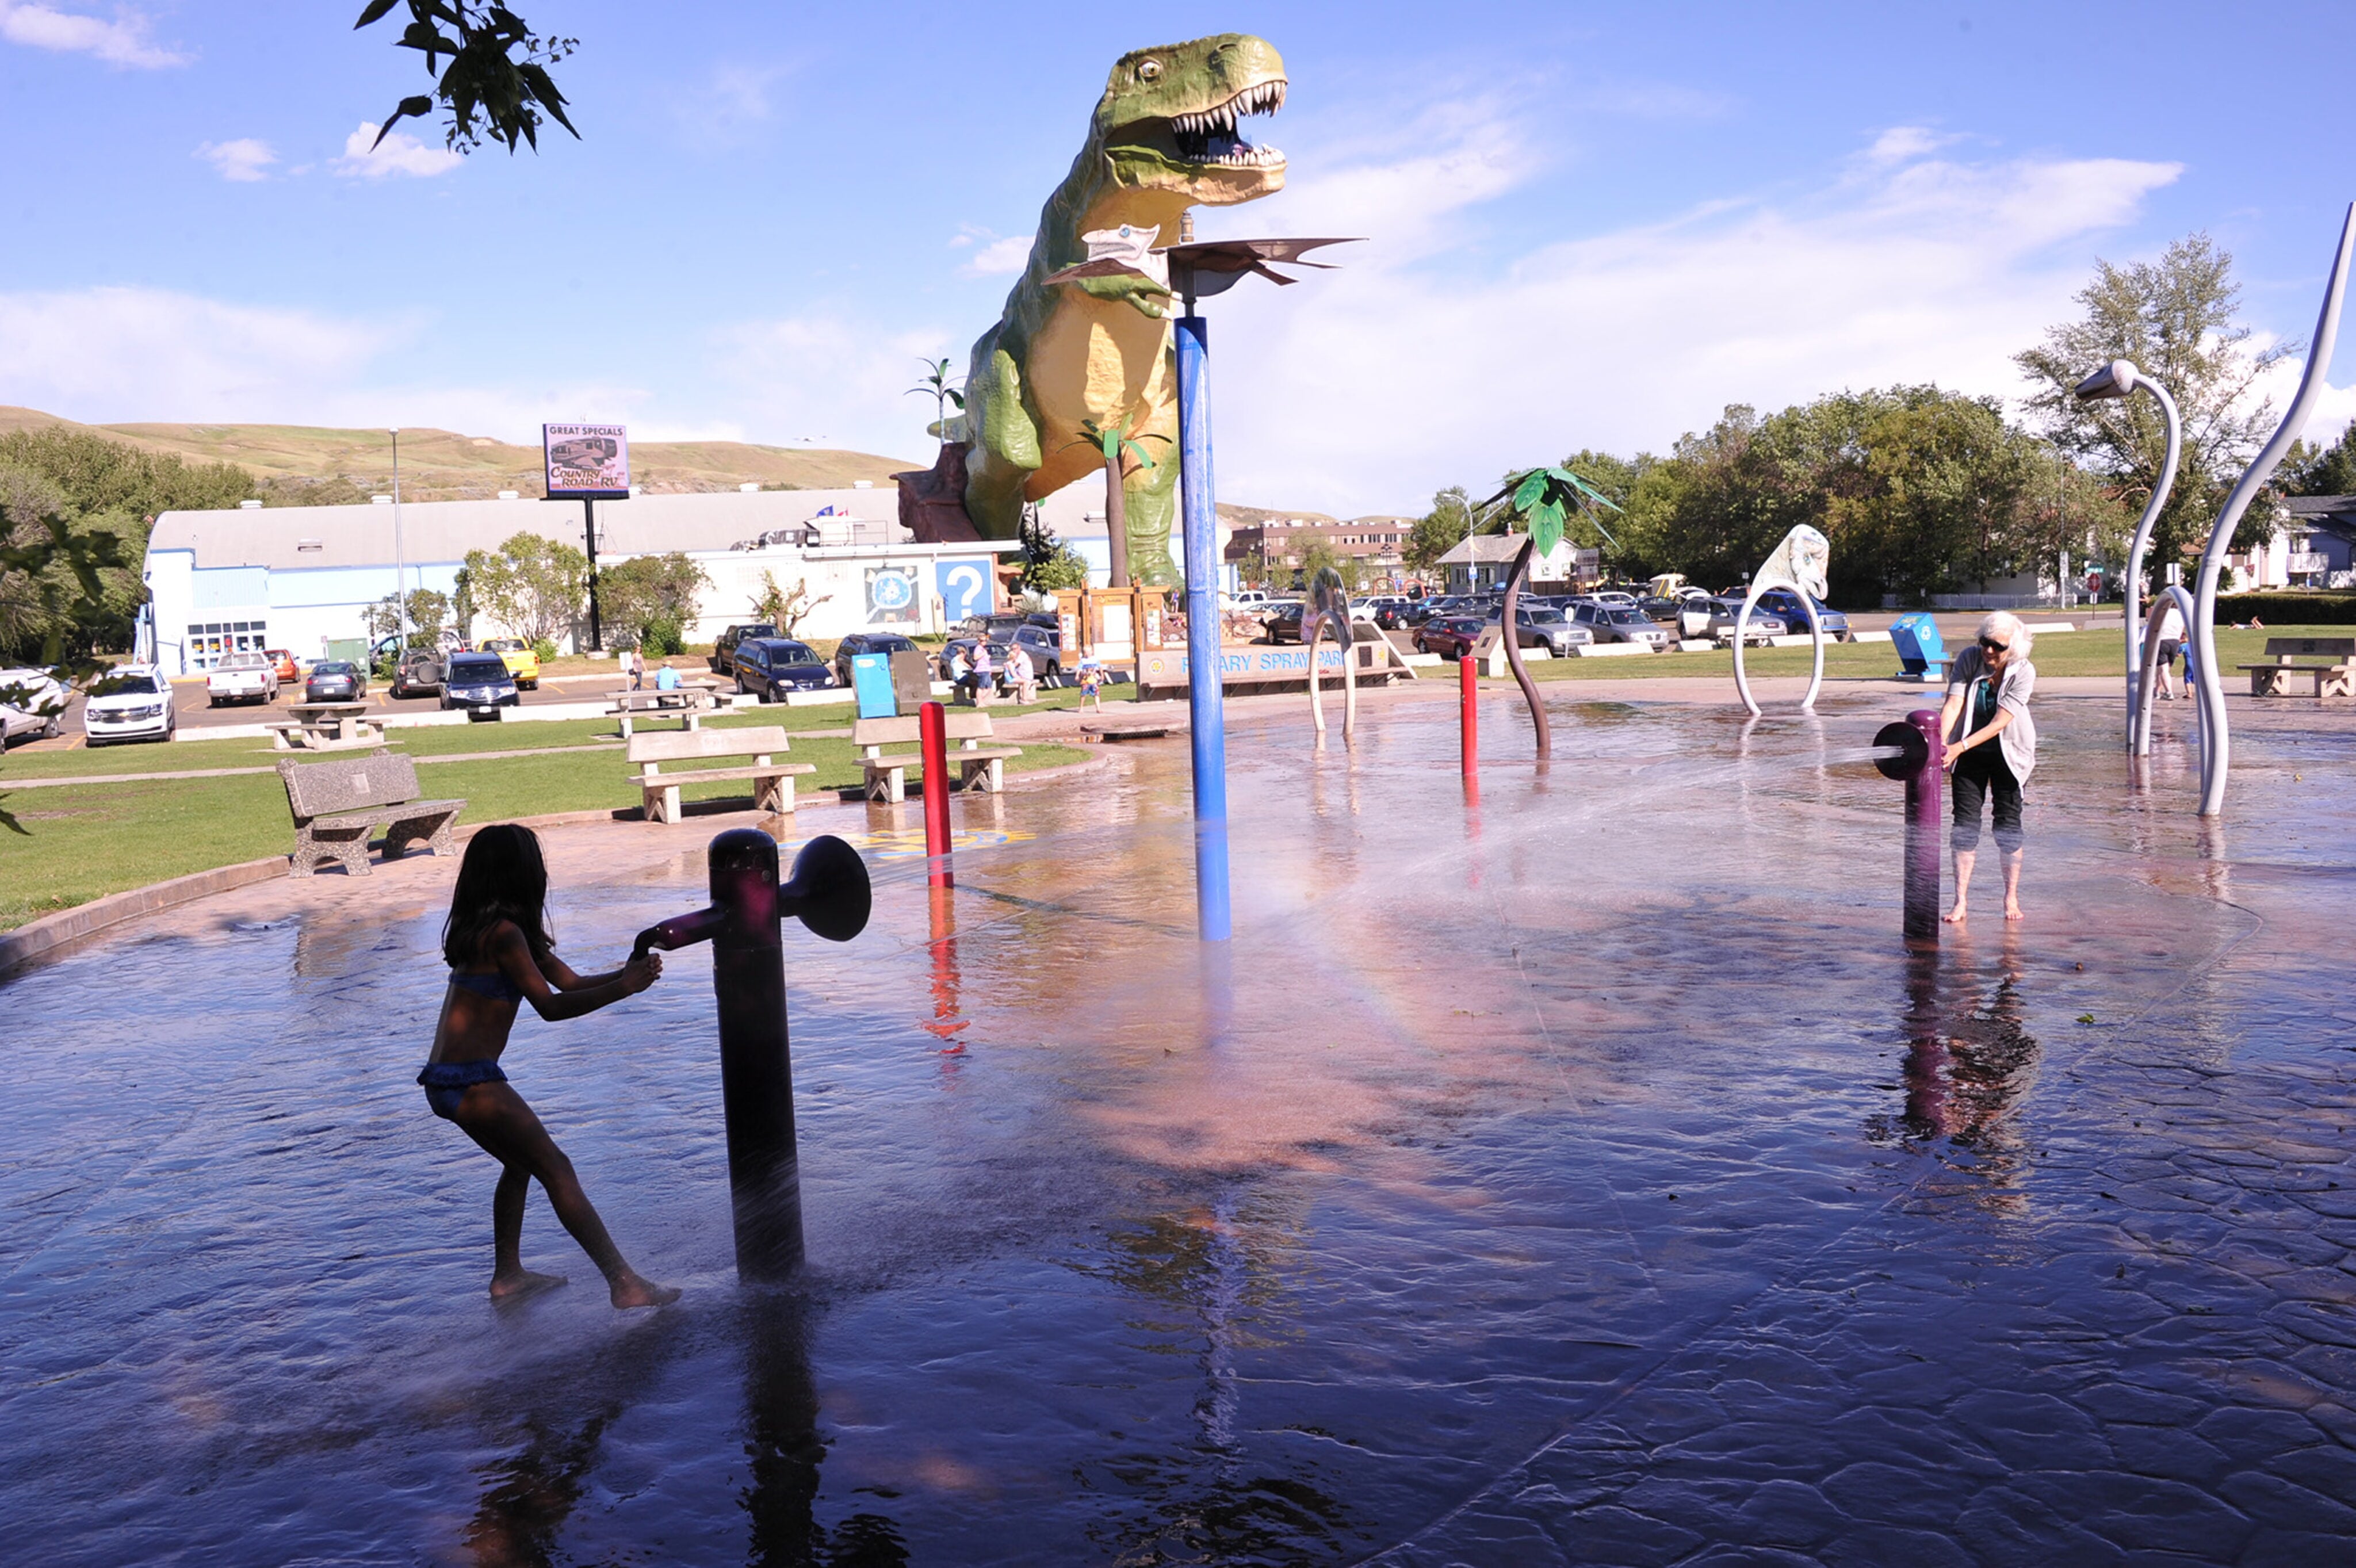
[
  {"left": 0, "top": 734, "right": 1088, "bottom": 931},
  {"left": 1491, "top": 624, "right": 2325, "bottom": 684}
]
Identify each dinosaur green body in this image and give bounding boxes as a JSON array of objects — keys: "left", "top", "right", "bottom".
[{"left": 958, "top": 35, "right": 1288, "bottom": 584}]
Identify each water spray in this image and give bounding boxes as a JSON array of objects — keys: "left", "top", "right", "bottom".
[
  {"left": 631, "top": 829, "right": 872, "bottom": 1280},
  {"left": 1873, "top": 710, "right": 1944, "bottom": 941}
]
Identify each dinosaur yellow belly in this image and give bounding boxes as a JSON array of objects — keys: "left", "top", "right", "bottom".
[{"left": 1021, "top": 290, "right": 1175, "bottom": 502}]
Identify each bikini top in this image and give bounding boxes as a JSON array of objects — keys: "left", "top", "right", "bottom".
[{"left": 450, "top": 968, "right": 525, "bottom": 1003}]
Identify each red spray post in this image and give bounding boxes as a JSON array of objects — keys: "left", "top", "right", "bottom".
[
  {"left": 920, "top": 699, "right": 952, "bottom": 889},
  {"left": 1459, "top": 654, "right": 1478, "bottom": 778}
]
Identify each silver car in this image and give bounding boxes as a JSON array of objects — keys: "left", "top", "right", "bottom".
[
  {"left": 1486, "top": 605, "right": 1595, "bottom": 656},
  {"left": 1569, "top": 601, "right": 1672, "bottom": 649},
  {"left": 1679, "top": 597, "right": 1788, "bottom": 645}
]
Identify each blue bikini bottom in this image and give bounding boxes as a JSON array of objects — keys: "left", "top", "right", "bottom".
[{"left": 418, "top": 1060, "right": 507, "bottom": 1119}]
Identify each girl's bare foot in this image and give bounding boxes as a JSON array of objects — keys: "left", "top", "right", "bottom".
[
  {"left": 490, "top": 1268, "right": 568, "bottom": 1302},
  {"left": 610, "top": 1272, "right": 681, "bottom": 1310},
  {"left": 1943, "top": 904, "right": 1968, "bottom": 924}
]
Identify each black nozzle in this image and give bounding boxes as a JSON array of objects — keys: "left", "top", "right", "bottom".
[
  {"left": 779, "top": 835, "right": 871, "bottom": 943},
  {"left": 1874, "top": 719, "right": 1930, "bottom": 781}
]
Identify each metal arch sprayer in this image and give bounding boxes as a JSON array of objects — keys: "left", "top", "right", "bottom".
[
  {"left": 2131, "top": 580, "right": 2206, "bottom": 767},
  {"left": 2071, "top": 360, "right": 2181, "bottom": 752},
  {"left": 2192, "top": 202, "right": 2355, "bottom": 817},
  {"left": 1731, "top": 525, "right": 1832, "bottom": 716}
]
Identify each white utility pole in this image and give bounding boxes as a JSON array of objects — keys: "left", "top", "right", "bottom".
[{"left": 392, "top": 428, "right": 408, "bottom": 655}]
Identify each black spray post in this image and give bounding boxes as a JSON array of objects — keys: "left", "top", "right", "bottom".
[
  {"left": 1874, "top": 710, "right": 1945, "bottom": 942},
  {"left": 632, "top": 829, "right": 871, "bottom": 1280}
]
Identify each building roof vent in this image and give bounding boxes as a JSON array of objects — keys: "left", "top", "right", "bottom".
[
  {"left": 739, "top": 482, "right": 760, "bottom": 493},
  {"left": 853, "top": 480, "right": 873, "bottom": 489},
  {"left": 296, "top": 539, "right": 324, "bottom": 552},
  {"left": 371, "top": 495, "right": 392, "bottom": 504},
  {"left": 498, "top": 490, "right": 519, "bottom": 500},
  {"left": 239, "top": 498, "right": 263, "bottom": 509}
]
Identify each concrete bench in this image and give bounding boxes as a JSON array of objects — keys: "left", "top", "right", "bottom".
[
  {"left": 2239, "top": 637, "right": 2356, "bottom": 698},
  {"left": 851, "top": 712, "right": 1022, "bottom": 803},
  {"left": 626, "top": 724, "right": 812, "bottom": 824},
  {"left": 271, "top": 702, "right": 385, "bottom": 751},
  {"left": 277, "top": 750, "right": 462, "bottom": 877},
  {"left": 609, "top": 686, "right": 719, "bottom": 737}
]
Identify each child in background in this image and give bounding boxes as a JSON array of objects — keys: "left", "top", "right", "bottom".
[{"left": 1079, "top": 657, "right": 1104, "bottom": 712}]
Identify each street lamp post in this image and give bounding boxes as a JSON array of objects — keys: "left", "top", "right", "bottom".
[
  {"left": 391, "top": 428, "right": 409, "bottom": 657},
  {"left": 2071, "top": 360, "right": 2180, "bottom": 752}
]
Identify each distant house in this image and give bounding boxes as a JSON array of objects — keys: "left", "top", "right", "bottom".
[
  {"left": 2279, "top": 496, "right": 2356, "bottom": 588},
  {"left": 1433, "top": 533, "right": 1597, "bottom": 595}
]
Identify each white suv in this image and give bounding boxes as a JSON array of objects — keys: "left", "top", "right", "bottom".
[{"left": 83, "top": 665, "right": 178, "bottom": 746}]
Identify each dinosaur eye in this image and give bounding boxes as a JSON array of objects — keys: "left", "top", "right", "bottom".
[{"left": 1136, "top": 58, "right": 1162, "bottom": 82}]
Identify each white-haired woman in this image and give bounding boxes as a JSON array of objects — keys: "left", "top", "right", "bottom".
[{"left": 1940, "top": 611, "right": 2037, "bottom": 923}]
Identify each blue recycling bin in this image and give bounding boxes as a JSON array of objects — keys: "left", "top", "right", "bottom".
[
  {"left": 1889, "top": 613, "right": 1948, "bottom": 682},
  {"left": 850, "top": 652, "right": 897, "bottom": 718}
]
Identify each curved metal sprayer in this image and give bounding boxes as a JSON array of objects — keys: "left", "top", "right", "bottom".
[
  {"left": 1303, "top": 566, "right": 1357, "bottom": 745},
  {"left": 2131, "top": 583, "right": 2206, "bottom": 766},
  {"left": 2193, "top": 203, "right": 2355, "bottom": 817},
  {"left": 1732, "top": 525, "right": 1831, "bottom": 716},
  {"left": 2071, "top": 360, "right": 2181, "bottom": 751}
]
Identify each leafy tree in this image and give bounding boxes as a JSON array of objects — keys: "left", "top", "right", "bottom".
[
  {"left": 2284, "top": 424, "right": 2356, "bottom": 497},
  {"left": 1296, "top": 540, "right": 1363, "bottom": 595},
  {"left": 461, "top": 531, "right": 585, "bottom": 647},
  {"left": 907, "top": 357, "right": 966, "bottom": 444},
  {"left": 1019, "top": 508, "right": 1088, "bottom": 592},
  {"left": 2015, "top": 232, "right": 2289, "bottom": 561},
  {"left": 601, "top": 552, "right": 710, "bottom": 649},
  {"left": 362, "top": 588, "right": 451, "bottom": 650},
  {"left": 355, "top": 1, "right": 578, "bottom": 154},
  {"left": 1405, "top": 487, "right": 1477, "bottom": 573}
]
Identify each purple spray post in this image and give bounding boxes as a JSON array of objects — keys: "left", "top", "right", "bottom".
[
  {"left": 632, "top": 829, "right": 871, "bottom": 1280},
  {"left": 1874, "top": 710, "right": 1945, "bottom": 942}
]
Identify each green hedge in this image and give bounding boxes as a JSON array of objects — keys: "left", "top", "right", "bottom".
[{"left": 2212, "top": 592, "right": 2356, "bottom": 624}]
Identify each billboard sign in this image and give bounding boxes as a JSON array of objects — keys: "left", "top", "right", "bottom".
[
  {"left": 935, "top": 558, "right": 992, "bottom": 625},
  {"left": 544, "top": 423, "right": 630, "bottom": 498}
]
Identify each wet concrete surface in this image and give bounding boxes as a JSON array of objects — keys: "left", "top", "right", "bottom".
[{"left": 3, "top": 683, "right": 2353, "bottom": 1565}]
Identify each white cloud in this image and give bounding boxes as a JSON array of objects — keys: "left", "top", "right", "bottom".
[
  {"left": 0, "top": 1, "right": 182, "bottom": 68},
  {"left": 194, "top": 138, "right": 275, "bottom": 183},
  {"left": 961, "top": 234, "right": 1034, "bottom": 277},
  {"left": 671, "top": 63, "right": 791, "bottom": 148},
  {"left": 1187, "top": 116, "right": 2189, "bottom": 514},
  {"left": 334, "top": 123, "right": 464, "bottom": 179},
  {"left": 709, "top": 312, "right": 954, "bottom": 462}
]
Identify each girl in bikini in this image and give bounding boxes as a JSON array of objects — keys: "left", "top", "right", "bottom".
[{"left": 418, "top": 823, "right": 679, "bottom": 1308}]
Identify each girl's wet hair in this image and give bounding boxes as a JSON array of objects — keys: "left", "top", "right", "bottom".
[{"left": 442, "top": 823, "right": 553, "bottom": 969}]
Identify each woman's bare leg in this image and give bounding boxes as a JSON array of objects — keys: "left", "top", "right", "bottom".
[
  {"left": 454, "top": 1083, "right": 679, "bottom": 1308},
  {"left": 1946, "top": 848, "right": 1976, "bottom": 923},
  {"left": 2001, "top": 849, "right": 2025, "bottom": 920}
]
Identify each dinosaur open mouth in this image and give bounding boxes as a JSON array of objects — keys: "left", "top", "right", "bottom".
[{"left": 1168, "top": 79, "right": 1286, "bottom": 167}]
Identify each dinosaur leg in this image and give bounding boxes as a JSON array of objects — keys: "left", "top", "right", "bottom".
[
  {"left": 1125, "top": 445, "right": 1181, "bottom": 587},
  {"left": 961, "top": 337, "right": 1041, "bottom": 540}
]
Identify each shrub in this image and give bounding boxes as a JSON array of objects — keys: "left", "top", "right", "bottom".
[
  {"left": 531, "top": 637, "right": 559, "bottom": 663},
  {"left": 639, "top": 615, "right": 684, "bottom": 656},
  {"left": 2210, "top": 592, "right": 2356, "bottom": 625}
]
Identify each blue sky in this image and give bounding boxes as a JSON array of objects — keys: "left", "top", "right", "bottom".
[{"left": 3, "top": 1, "right": 2354, "bottom": 516}]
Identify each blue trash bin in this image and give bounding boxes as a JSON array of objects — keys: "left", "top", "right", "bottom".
[
  {"left": 851, "top": 652, "right": 897, "bottom": 718},
  {"left": 1889, "top": 613, "right": 1948, "bottom": 682}
]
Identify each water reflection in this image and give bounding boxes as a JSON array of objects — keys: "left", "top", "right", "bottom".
[
  {"left": 921, "top": 884, "right": 967, "bottom": 1056},
  {"left": 740, "top": 1297, "right": 907, "bottom": 1568},
  {"left": 1875, "top": 939, "right": 2041, "bottom": 1214}
]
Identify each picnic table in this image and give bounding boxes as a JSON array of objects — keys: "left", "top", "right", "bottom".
[
  {"left": 609, "top": 685, "right": 722, "bottom": 737},
  {"left": 269, "top": 702, "right": 385, "bottom": 751},
  {"left": 2239, "top": 636, "right": 2356, "bottom": 698}
]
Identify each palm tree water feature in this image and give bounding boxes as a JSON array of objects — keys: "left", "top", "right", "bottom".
[
  {"left": 1481, "top": 462, "right": 1624, "bottom": 758},
  {"left": 19, "top": 686, "right": 2356, "bottom": 1559},
  {"left": 627, "top": 831, "right": 871, "bottom": 1280}
]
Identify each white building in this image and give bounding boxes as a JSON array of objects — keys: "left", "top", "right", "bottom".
[{"left": 143, "top": 487, "right": 1021, "bottom": 672}]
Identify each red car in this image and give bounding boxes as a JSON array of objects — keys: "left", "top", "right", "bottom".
[
  {"left": 1415, "top": 616, "right": 1486, "bottom": 659},
  {"left": 266, "top": 648, "right": 301, "bottom": 683}
]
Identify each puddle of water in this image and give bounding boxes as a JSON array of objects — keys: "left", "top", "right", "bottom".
[{"left": 2, "top": 688, "right": 2346, "bottom": 1564}]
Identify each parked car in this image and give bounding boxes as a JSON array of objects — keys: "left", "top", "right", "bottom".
[
  {"left": 83, "top": 664, "right": 177, "bottom": 746},
  {"left": 1007, "top": 622, "right": 1065, "bottom": 684},
  {"left": 834, "top": 631, "right": 920, "bottom": 687},
  {"left": 1589, "top": 590, "right": 1640, "bottom": 608},
  {"left": 389, "top": 646, "right": 446, "bottom": 698},
  {"left": 733, "top": 637, "right": 835, "bottom": 702},
  {"left": 440, "top": 651, "right": 520, "bottom": 717},
  {"left": 1416, "top": 615, "right": 1488, "bottom": 659},
  {"left": 479, "top": 637, "right": 541, "bottom": 690},
  {"left": 265, "top": 648, "right": 302, "bottom": 683},
  {"left": 1749, "top": 587, "right": 1853, "bottom": 641},
  {"left": 938, "top": 635, "right": 1013, "bottom": 685},
  {"left": 1487, "top": 605, "right": 1596, "bottom": 657},
  {"left": 1636, "top": 595, "right": 1687, "bottom": 622},
  {"left": 304, "top": 660, "right": 369, "bottom": 702},
  {"left": 1229, "top": 589, "right": 1271, "bottom": 609},
  {"left": 1680, "top": 597, "right": 1788, "bottom": 645},
  {"left": 710, "top": 623, "right": 780, "bottom": 673},
  {"left": 0, "top": 701, "right": 55, "bottom": 746},
  {"left": 0, "top": 666, "right": 71, "bottom": 734},
  {"left": 1263, "top": 602, "right": 1307, "bottom": 644},
  {"left": 205, "top": 652, "right": 279, "bottom": 707},
  {"left": 962, "top": 613, "right": 1034, "bottom": 640},
  {"left": 1569, "top": 601, "right": 1672, "bottom": 649}
]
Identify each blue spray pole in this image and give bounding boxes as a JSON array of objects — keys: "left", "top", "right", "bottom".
[{"left": 1175, "top": 311, "right": 1231, "bottom": 942}]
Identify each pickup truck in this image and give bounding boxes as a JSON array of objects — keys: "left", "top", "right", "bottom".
[{"left": 206, "top": 652, "right": 280, "bottom": 706}]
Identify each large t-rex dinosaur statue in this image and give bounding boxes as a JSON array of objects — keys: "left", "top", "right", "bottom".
[{"left": 894, "top": 35, "right": 1288, "bottom": 584}]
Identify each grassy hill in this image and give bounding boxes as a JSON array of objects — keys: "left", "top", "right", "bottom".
[{"left": 0, "top": 407, "right": 920, "bottom": 502}]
